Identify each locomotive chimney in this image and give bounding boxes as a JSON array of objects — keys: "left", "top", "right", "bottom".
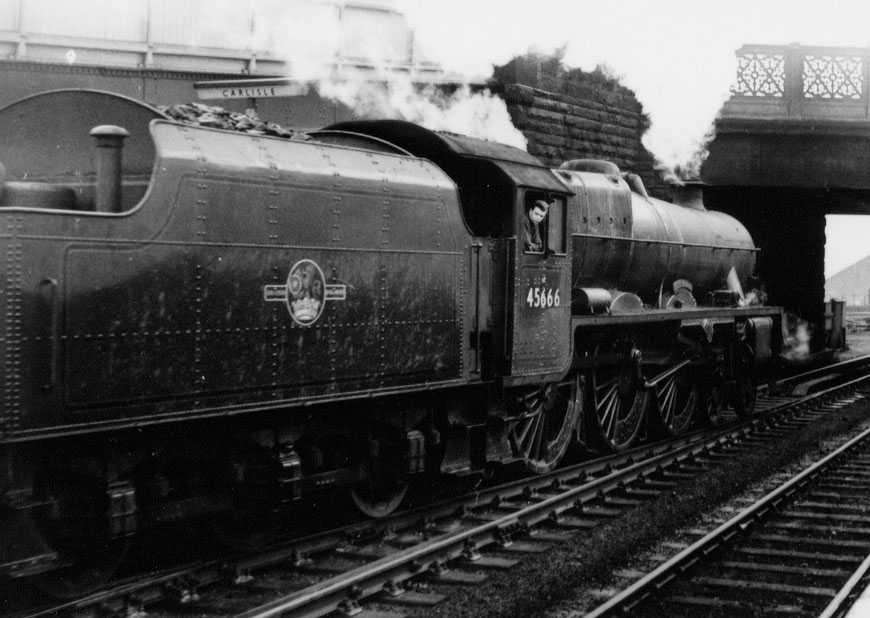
[
  {"left": 89, "top": 125, "right": 130, "bottom": 213},
  {"left": 672, "top": 180, "right": 707, "bottom": 210}
]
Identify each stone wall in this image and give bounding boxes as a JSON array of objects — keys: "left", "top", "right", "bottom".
[{"left": 491, "top": 55, "right": 670, "bottom": 199}]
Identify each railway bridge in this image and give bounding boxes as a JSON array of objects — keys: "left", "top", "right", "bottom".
[{"left": 703, "top": 44, "right": 870, "bottom": 347}]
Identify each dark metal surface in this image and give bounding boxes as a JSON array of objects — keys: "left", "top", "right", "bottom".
[
  {"left": 323, "top": 119, "right": 575, "bottom": 382},
  {"left": 326, "top": 119, "right": 569, "bottom": 194},
  {"left": 0, "top": 91, "right": 789, "bottom": 584},
  {"left": 327, "top": 119, "right": 541, "bottom": 166},
  {"left": 562, "top": 168, "right": 757, "bottom": 301},
  {"left": 1, "top": 102, "right": 472, "bottom": 436},
  {"left": 571, "top": 305, "right": 781, "bottom": 328}
]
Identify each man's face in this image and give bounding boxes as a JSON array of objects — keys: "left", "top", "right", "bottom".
[{"left": 529, "top": 205, "right": 547, "bottom": 224}]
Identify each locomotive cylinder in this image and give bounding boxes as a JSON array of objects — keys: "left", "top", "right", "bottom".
[{"left": 89, "top": 124, "right": 130, "bottom": 213}]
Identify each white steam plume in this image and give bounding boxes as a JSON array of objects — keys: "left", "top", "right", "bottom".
[
  {"left": 317, "top": 80, "right": 527, "bottom": 149},
  {"left": 257, "top": 0, "right": 526, "bottom": 149},
  {"left": 186, "top": 0, "right": 870, "bottom": 173}
]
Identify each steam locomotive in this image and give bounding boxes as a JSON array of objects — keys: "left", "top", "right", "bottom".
[{"left": 0, "top": 90, "right": 780, "bottom": 583}]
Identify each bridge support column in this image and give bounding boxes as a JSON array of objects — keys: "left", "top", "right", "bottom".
[{"left": 705, "top": 187, "right": 827, "bottom": 352}]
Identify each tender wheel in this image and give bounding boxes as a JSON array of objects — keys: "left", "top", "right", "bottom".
[
  {"left": 37, "top": 542, "right": 130, "bottom": 599},
  {"left": 588, "top": 348, "right": 647, "bottom": 451},
  {"left": 733, "top": 343, "right": 758, "bottom": 419},
  {"left": 508, "top": 374, "right": 582, "bottom": 474},
  {"left": 651, "top": 365, "right": 699, "bottom": 436},
  {"left": 350, "top": 430, "right": 410, "bottom": 518},
  {"left": 210, "top": 443, "right": 283, "bottom": 551},
  {"left": 32, "top": 473, "right": 130, "bottom": 599},
  {"left": 350, "top": 482, "right": 409, "bottom": 518}
]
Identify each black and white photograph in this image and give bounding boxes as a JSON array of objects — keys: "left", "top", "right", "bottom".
[{"left": 2, "top": 1, "right": 870, "bottom": 616}]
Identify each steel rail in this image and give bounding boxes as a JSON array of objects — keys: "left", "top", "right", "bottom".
[
  {"left": 234, "top": 375, "right": 868, "bottom": 618},
  {"left": 20, "top": 420, "right": 745, "bottom": 618},
  {"left": 30, "top": 373, "right": 809, "bottom": 618},
  {"left": 585, "top": 396, "right": 870, "bottom": 617},
  {"left": 769, "top": 353, "right": 870, "bottom": 393},
  {"left": 24, "top": 363, "right": 859, "bottom": 618},
  {"left": 818, "top": 554, "right": 870, "bottom": 618},
  {"left": 233, "top": 436, "right": 745, "bottom": 618}
]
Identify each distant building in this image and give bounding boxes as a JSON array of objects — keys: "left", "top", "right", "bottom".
[
  {"left": 0, "top": 0, "right": 449, "bottom": 126},
  {"left": 826, "top": 255, "right": 870, "bottom": 305}
]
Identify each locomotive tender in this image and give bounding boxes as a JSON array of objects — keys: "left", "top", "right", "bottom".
[{"left": 0, "top": 90, "right": 780, "bottom": 578}]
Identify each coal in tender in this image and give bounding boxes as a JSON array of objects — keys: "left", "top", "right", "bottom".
[{"left": 157, "top": 102, "right": 302, "bottom": 139}]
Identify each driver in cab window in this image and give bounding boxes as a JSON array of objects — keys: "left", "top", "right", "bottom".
[{"left": 524, "top": 199, "right": 551, "bottom": 252}]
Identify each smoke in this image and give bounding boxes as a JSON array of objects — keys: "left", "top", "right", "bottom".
[
  {"left": 253, "top": 0, "right": 526, "bottom": 149},
  {"left": 317, "top": 80, "right": 527, "bottom": 149},
  {"left": 782, "top": 314, "right": 812, "bottom": 362},
  {"left": 178, "top": 1, "right": 741, "bottom": 168},
  {"left": 181, "top": 0, "right": 870, "bottom": 171}
]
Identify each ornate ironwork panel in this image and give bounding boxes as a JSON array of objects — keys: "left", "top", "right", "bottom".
[
  {"left": 803, "top": 55, "right": 863, "bottom": 99},
  {"left": 733, "top": 52, "right": 785, "bottom": 97}
]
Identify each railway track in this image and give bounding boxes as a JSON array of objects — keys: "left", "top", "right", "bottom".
[
  {"left": 585, "top": 419, "right": 870, "bottom": 617},
  {"left": 16, "top": 358, "right": 870, "bottom": 618},
  {"left": 768, "top": 353, "right": 870, "bottom": 396}
]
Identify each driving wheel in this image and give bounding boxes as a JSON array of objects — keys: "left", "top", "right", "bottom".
[
  {"left": 508, "top": 374, "right": 582, "bottom": 474},
  {"left": 587, "top": 347, "right": 647, "bottom": 451},
  {"left": 651, "top": 364, "right": 699, "bottom": 436},
  {"left": 33, "top": 474, "right": 130, "bottom": 599}
]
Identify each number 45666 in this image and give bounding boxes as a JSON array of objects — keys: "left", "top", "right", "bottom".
[{"left": 526, "top": 287, "right": 560, "bottom": 308}]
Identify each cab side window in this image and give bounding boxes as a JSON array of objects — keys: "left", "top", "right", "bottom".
[
  {"left": 547, "top": 198, "right": 566, "bottom": 254},
  {"left": 523, "top": 195, "right": 566, "bottom": 254},
  {"left": 523, "top": 199, "right": 549, "bottom": 253}
]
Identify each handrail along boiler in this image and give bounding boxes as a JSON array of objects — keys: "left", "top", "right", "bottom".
[{"left": 0, "top": 90, "right": 780, "bottom": 581}]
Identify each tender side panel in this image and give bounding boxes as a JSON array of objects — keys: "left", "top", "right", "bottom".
[
  {"left": 0, "top": 227, "right": 18, "bottom": 438},
  {"left": 53, "top": 123, "right": 468, "bottom": 422}
]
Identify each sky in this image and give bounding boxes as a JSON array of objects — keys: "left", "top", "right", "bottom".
[
  {"left": 403, "top": 0, "right": 870, "bottom": 168},
  {"left": 825, "top": 216, "right": 870, "bottom": 279},
  {"left": 396, "top": 0, "right": 870, "bottom": 279}
]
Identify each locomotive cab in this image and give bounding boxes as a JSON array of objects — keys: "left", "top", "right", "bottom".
[{"left": 325, "top": 120, "right": 575, "bottom": 385}]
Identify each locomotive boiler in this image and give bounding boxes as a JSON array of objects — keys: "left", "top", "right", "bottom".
[
  {"left": 0, "top": 90, "right": 780, "bottom": 587},
  {"left": 559, "top": 159, "right": 756, "bottom": 302}
]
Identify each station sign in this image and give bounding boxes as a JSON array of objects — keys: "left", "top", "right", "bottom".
[{"left": 195, "top": 80, "right": 309, "bottom": 100}]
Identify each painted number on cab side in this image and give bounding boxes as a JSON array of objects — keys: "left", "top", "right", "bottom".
[{"left": 526, "top": 286, "right": 560, "bottom": 309}]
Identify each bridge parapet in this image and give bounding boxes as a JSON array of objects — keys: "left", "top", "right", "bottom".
[
  {"left": 703, "top": 45, "right": 869, "bottom": 353},
  {"left": 706, "top": 43, "right": 870, "bottom": 191},
  {"left": 723, "top": 44, "right": 870, "bottom": 121}
]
